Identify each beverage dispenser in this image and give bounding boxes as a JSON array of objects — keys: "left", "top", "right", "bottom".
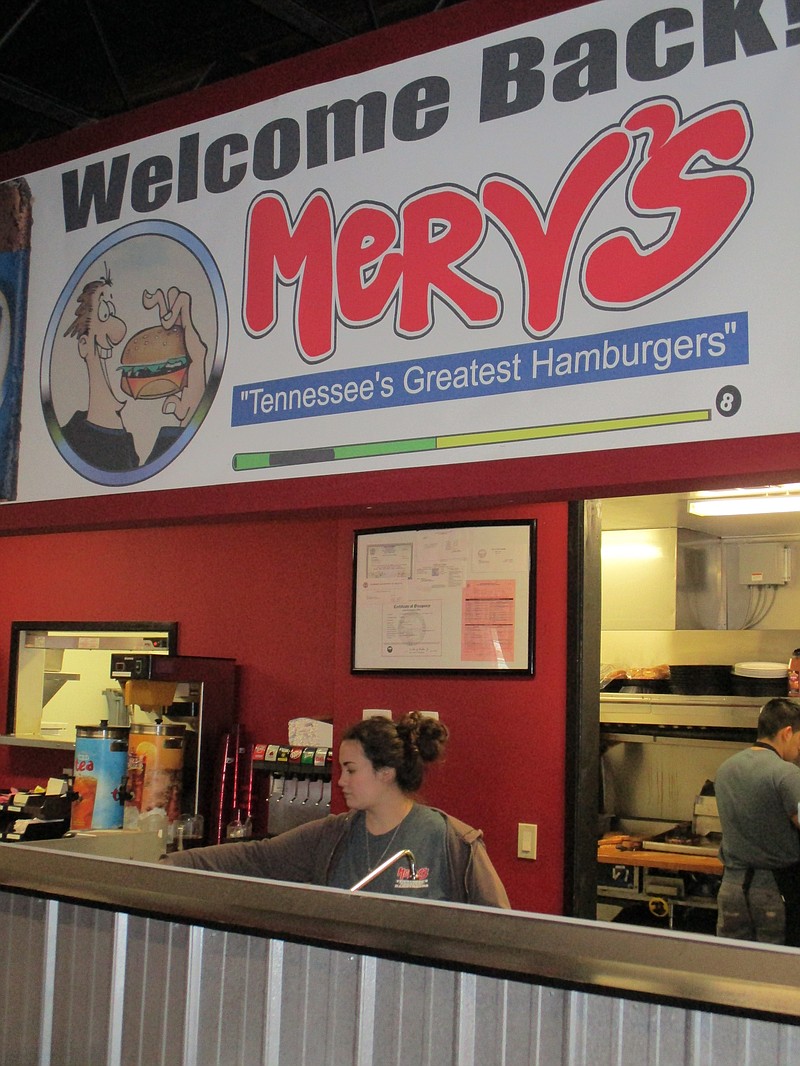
[
  {"left": 72, "top": 722, "right": 130, "bottom": 830},
  {"left": 110, "top": 654, "right": 237, "bottom": 845},
  {"left": 125, "top": 719, "right": 186, "bottom": 832},
  {"left": 257, "top": 743, "right": 333, "bottom": 838}
]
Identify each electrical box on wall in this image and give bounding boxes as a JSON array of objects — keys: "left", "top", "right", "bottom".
[{"left": 738, "top": 543, "right": 790, "bottom": 586}]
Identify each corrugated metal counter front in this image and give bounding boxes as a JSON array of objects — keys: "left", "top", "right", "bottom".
[{"left": 1, "top": 842, "right": 799, "bottom": 1028}]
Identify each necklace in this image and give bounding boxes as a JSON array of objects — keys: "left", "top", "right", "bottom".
[{"left": 364, "top": 816, "right": 402, "bottom": 874}]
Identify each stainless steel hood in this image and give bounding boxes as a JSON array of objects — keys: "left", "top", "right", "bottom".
[{"left": 601, "top": 527, "right": 724, "bottom": 630}]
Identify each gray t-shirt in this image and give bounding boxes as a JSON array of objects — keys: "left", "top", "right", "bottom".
[
  {"left": 716, "top": 747, "right": 800, "bottom": 869},
  {"left": 328, "top": 803, "right": 450, "bottom": 898}
]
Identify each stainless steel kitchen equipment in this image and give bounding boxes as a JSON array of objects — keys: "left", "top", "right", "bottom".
[
  {"left": 598, "top": 690, "right": 760, "bottom": 927},
  {"left": 600, "top": 691, "right": 758, "bottom": 827}
]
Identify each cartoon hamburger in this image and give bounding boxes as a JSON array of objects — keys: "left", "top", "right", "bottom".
[{"left": 119, "top": 323, "right": 189, "bottom": 399}]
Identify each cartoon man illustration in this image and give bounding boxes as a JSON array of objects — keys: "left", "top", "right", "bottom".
[{"left": 60, "top": 268, "right": 208, "bottom": 472}]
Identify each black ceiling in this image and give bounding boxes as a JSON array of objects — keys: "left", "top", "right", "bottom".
[{"left": 0, "top": 0, "right": 470, "bottom": 158}]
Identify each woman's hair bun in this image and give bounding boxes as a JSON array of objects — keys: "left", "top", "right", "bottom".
[{"left": 397, "top": 711, "right": 449, "bottom": 764}]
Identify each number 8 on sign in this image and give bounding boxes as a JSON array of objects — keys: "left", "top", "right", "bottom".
[{"left": 716, "top": 386, "right": 742, "bottom": 418}]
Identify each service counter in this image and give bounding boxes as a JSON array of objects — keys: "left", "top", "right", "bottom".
[{"left": 1, "top": 842, "right": 799, "bottom": 1064}]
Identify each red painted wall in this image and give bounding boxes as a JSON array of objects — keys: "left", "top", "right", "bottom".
[{"left": 0, "top": 500, "right": 568, "bottom": 914}]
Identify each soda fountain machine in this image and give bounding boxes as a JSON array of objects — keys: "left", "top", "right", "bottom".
[
  {"left": 254, "top": 743, "right": 333, "bottom": 838},
  {"left": 110, "top": 653, "right": 238, "bottom": 845}
]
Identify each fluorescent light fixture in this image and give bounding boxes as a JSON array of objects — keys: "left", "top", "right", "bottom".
[{"left": 687, "top": 484, "right": 800, "bottom": 516}]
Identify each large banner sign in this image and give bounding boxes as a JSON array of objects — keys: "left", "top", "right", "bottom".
[{"left": 1, "top": 0, "right": 798, "bottom": 501}]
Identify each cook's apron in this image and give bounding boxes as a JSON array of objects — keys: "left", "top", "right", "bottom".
[{"left": 771, "top": 861, "right": 800, "bottom": 947}]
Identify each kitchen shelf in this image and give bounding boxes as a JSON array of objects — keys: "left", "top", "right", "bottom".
[
  {"left": 600, "top": 692, "right": 763, "bottom": 733},
  {"left": 601, "top": 727, "right": 754, "bottom": 743},
  {"left": 600, "top": 693, "right": 765, "bottom": 705},
  {"left": 0, "top": 735, "right": 75, "bottom": 751}
]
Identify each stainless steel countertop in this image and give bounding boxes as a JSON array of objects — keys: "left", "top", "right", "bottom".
[{"left": 2, "top": 842, "right": 800, "bottom": 1023}]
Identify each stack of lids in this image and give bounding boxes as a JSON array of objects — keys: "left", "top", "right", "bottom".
[{"left": 731, "top": 661, "right": 788, "bottom": 697}]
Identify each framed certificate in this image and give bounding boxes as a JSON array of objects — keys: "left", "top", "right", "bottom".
[{"left": 351, "top": 521, "right": 536, "bottom": 674}]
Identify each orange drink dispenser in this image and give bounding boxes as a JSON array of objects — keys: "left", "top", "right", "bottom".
[{"left": 124, "top": 720, "right": 186, "bottom": 834}]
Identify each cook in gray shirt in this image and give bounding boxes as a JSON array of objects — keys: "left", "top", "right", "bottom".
[{"left": 715, "top": 698, "right": 800, "bottom": 945}]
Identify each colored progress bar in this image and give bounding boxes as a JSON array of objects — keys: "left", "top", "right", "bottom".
[{"left": 232, "top": 407, "right": 710, "bottom": 471}]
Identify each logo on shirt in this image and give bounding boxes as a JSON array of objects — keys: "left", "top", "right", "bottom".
[{"left": 395, "top": 864, "right": 430, "bottom": 890}]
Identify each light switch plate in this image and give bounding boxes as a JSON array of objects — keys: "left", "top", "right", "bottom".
[{"left": 517, "top": 822, "right": 537, "bottom": 860}]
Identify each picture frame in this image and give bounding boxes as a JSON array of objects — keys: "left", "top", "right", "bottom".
[{"left": 351, "top": 521, "right": 536, "bottom": 674}]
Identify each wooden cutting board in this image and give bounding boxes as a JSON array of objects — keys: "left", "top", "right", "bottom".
[{"left": 597, "top": 841, "right": 723, "bottom": 876}]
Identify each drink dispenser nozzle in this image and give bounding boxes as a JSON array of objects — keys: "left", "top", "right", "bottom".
[{"left": 117, "top": 774, "right": 134, "bottom": 806}]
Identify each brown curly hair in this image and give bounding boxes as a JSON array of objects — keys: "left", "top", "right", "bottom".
[{"left": 342, "top": 711, "right": 449, "bottom": 793}]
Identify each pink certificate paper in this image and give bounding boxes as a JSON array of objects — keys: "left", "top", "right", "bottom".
[{"left": 461, "top": 579, "right": 516, "bottom": 665}]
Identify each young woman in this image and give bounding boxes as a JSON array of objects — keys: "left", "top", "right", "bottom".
[{"left": 163, "top": 712, "right": 510, "bottom": 908}]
